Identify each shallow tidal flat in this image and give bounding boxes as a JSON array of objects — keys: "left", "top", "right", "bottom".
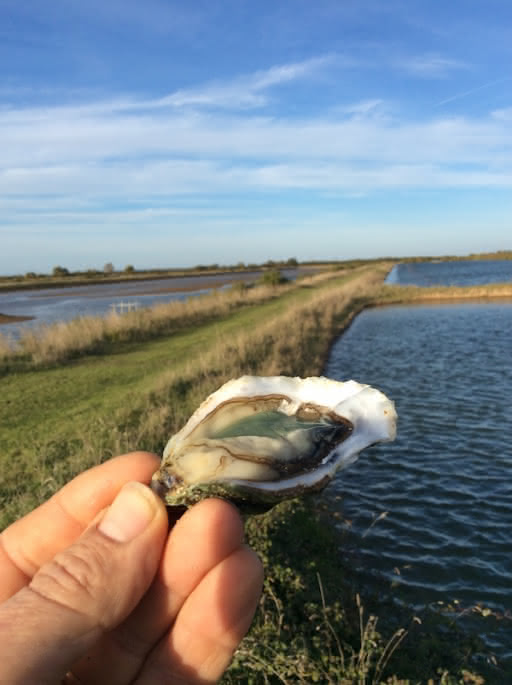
[{"left": 0, "top": 313, "right": 33, "bottom": 324}]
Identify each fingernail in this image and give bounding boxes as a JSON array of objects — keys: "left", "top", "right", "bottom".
[{"left": 98, "top": 482, "right": 157, "bottom": 542}]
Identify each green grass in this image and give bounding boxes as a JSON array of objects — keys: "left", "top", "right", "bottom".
[
  {"left": 224, "top": 498, "right": 491, "bottom": 684},
  {"left": 0, "top": 271, "right": 359, "bottom": 447},
  {"left": 1, "top": 267, "right": 382, "bottom": 525}
]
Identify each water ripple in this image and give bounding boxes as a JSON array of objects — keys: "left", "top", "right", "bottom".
[{"left": 326, "top": 300, "right": 512, "bottom": 663}]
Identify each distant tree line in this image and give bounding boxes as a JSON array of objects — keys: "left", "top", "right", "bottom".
[
  {"left": 47, "top": 263, "right": 134, "bottom": 278},
  {"left": 10, "top": 251, "right": 511, "bottom": 284}
]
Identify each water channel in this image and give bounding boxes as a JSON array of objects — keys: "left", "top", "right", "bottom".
[{"left": 326, "top": 260, "right": 512, "bottom": 669}]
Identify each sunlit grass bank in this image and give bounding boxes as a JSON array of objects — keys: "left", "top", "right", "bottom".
[
  {"left": 375, "top": 282, "right": 512, "bottom": 305},
  {"left": 1, "top": 266, "right": 506, "bottom": 682},
  {"left": 0, "top": 267, "right": 361, "bottom": 367},
  {"left": 0, "top": 279, "right": 291, "bottom": 366}
]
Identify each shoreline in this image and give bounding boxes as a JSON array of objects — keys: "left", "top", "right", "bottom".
[
  {"left": 1, "top": 251, "right": 510, "bottom": 293},
  {"left": 0, "top": 264, "right": 320, "bottom": 294},
  {"left": 0, "top": 312, "right": 34, "bottom": 324},
  {"left": 29, "top": 276, "right": 246, "bottom": 299},
  {"left": 0, "top": 268, "right": 259, "bottom": 293}
]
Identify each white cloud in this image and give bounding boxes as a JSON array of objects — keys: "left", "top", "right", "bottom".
[
  {"left": 492, "top": 106, "right": 512, "bottom": 121},
  {"left": 0, "top": 60, "right": 511, "bottom": 226},
  {"left": 1, "top": 103, "right": 510, "bottom": 171},
  {"left": 397, "top": 53, "right": 468, "bottom": 78},
  {"left": 334, "top": 99, "right": 386, "bottom": 118},
  {"left": 156, "top": 56, "right": 334, "bottom": 110}
]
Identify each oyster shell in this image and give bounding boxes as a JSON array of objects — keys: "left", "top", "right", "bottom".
[{"left": 151, "top": 375, "right": 397, "bottom": 510}]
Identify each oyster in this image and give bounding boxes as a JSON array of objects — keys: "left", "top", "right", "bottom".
[{"left": 151, "top": 375, "right": 397, "bottom": 510}]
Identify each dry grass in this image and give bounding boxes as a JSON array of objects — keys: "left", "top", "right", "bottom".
[
  {"left": 1, "top": 267, "right": 383, "bottom": 526},
  {"left": 1, "top": 266, "right": 360, "bottom": 367},
  {"left": 378, "top": 281, "right": 512, "bottom": 304},
  {"left": 0, "top": 280, "right": 297, "bottom": 366},
  {"left": 74, "top": 270, "right": 382, "bottom": 469},
  {"left": 15, "top": 262, "right": 512, "bottom": 368},
  {"left": 0, "top": 331, "right": 14, "bottom": 359}
]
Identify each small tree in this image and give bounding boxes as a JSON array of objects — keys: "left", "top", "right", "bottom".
[
  {"left": 124, "top": 264, "right": 135, "bottom": 273},
  {"left": 259, "top": 269, "right": 288, "bottom": 287},
  {"left": 52, "top": 265, "right": 69, "bottom": 277}
]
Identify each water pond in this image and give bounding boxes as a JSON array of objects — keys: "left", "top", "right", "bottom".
[{"left": 326, "top": 262, "right": 512, "bottom": 667}]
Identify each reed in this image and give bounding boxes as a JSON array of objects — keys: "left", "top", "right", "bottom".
[
  {"left": 375, "top": 281, "right": 512, "bottom": 304},
  {"left": 0, "top": 332, "right": 14, "bottom": 360},
  {"left": 0, "top": 278, "right": 303, "bottom": 367},
  {"left": 3, "top": 267, "right": 510, "bottom": 370}
]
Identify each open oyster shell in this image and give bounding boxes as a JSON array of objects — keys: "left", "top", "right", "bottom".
[{"left": 151, "top": 375, "right": 397, "bottom": 510}]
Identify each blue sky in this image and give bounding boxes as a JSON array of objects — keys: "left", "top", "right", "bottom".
[{"left": 1, "top": 0, "right": 511, "bottom": 274}]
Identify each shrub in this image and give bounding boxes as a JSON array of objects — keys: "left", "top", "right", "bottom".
[{"left": 259, "top": 269, "right": 289, "bottom": 287}]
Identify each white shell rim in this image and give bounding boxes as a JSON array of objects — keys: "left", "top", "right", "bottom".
[{"left": 162, "top": 375, "right": 397, "bottom": 493}]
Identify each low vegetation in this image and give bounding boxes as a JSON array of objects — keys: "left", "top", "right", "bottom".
[
  {"left": 1, "top": 264, "right": 507, "bottom": 681},
  {"left": 226, "top": 498, "right": 490, "bottom": 684},
  {"left": 0, "top": 266, "right": 355, "bottom": 369},
  {"left": 373, "top": 282, "right": 512, "bottom": 304},
  {"left": 0, "top": 279, "right": 296, "bottom": 367},
  {"left": 0, "top": 257, "right": 303, "bottom": 292}
]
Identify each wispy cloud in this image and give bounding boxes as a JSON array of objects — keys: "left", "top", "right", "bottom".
[
  {"left": 492, "top": 106, "right": 512, "bottom": 121},
  {"left": 156, "top": 56, "right": 334, "bottom": 110},
  {"left": 0, "top": 56, "right": 335, "bottom": 116},
  {"left": 1, "top": 60, "right": 511, "bottom": 245},
  {"left": 334, "top": 99, "right": 387, "bottom": 119},
  {"left": 397, "top": 53, "right": 468, "bottom": 78},
  {"left": 1, "top": 110, "right": 511, "bottom": 204}
]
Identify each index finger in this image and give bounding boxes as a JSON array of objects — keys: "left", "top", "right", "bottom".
[{"left": 0, "top": 451, "right": 160, "bottom": 601}]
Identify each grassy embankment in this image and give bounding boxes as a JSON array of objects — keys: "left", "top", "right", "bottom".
[
  {"left": 2, "top": 266, "right": 508, "bottom": 682},
  {"left": 1, "top": 266, "right": 378, "bottom": 521}
]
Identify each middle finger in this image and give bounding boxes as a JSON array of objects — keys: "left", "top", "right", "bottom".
[{"left": 70, "top": 498, "right": 245, "bottom": 685}]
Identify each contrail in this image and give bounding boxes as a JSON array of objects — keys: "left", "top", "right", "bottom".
[{"left": 434, "top": 76, "right": 509, "bottom": 107}]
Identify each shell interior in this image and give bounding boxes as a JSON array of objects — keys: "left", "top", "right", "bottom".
[
  {"left": 168, "top": 395, "right": 352, "bottom": 484},
  {"left": 152, "top": 376, "right": 397, "bottom": 508}
]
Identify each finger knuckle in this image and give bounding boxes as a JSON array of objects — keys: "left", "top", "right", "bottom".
[{"left": 30, "top": 539, "right": 109, "bottom": 615}]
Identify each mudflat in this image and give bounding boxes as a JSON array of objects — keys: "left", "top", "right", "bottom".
[{"left": 0, "top": 312, "right": 34, "bottom": 324}]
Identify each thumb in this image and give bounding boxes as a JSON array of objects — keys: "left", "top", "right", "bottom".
[{"left": 0, "top": 482, "right": 169, "bottom": 685}]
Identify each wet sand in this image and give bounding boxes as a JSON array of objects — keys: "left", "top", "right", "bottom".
[
  {"left": 0, "top": 313, "right": 34, "bottom": 324},
  {"left": 31, "top": 277, "right": 242, "bottom": 298}
]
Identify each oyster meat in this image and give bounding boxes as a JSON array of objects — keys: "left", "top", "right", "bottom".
[{"left": 151, "top": 375, "right": 397, "bottom": 510}]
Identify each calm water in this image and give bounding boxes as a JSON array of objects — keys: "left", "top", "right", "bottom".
[
  {"left": 386, "top": 259, "right": 512, "bottom": 286},
  {"left": 325, "top": 263, "right": 512, "bottom": 667},
  {"left": 0, "top": 270, "right": 298, "bottom": 337}
]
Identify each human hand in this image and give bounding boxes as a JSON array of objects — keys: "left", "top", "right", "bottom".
[{"left": 0, "top": 451, "right": 263, "bottom": 684}]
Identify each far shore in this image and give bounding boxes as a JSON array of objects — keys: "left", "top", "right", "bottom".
[
  {"left": 0, "top": 313, "right": 34, "bottom": 324},
  {"left": 0, "top": 264, "right": 320, "bottom": 294},
  {"left": 30, "top": 276, "right": 249, "bottom": 299},
  {"left": 1, "top": 250, "right": 510, "bottom": 294}
]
